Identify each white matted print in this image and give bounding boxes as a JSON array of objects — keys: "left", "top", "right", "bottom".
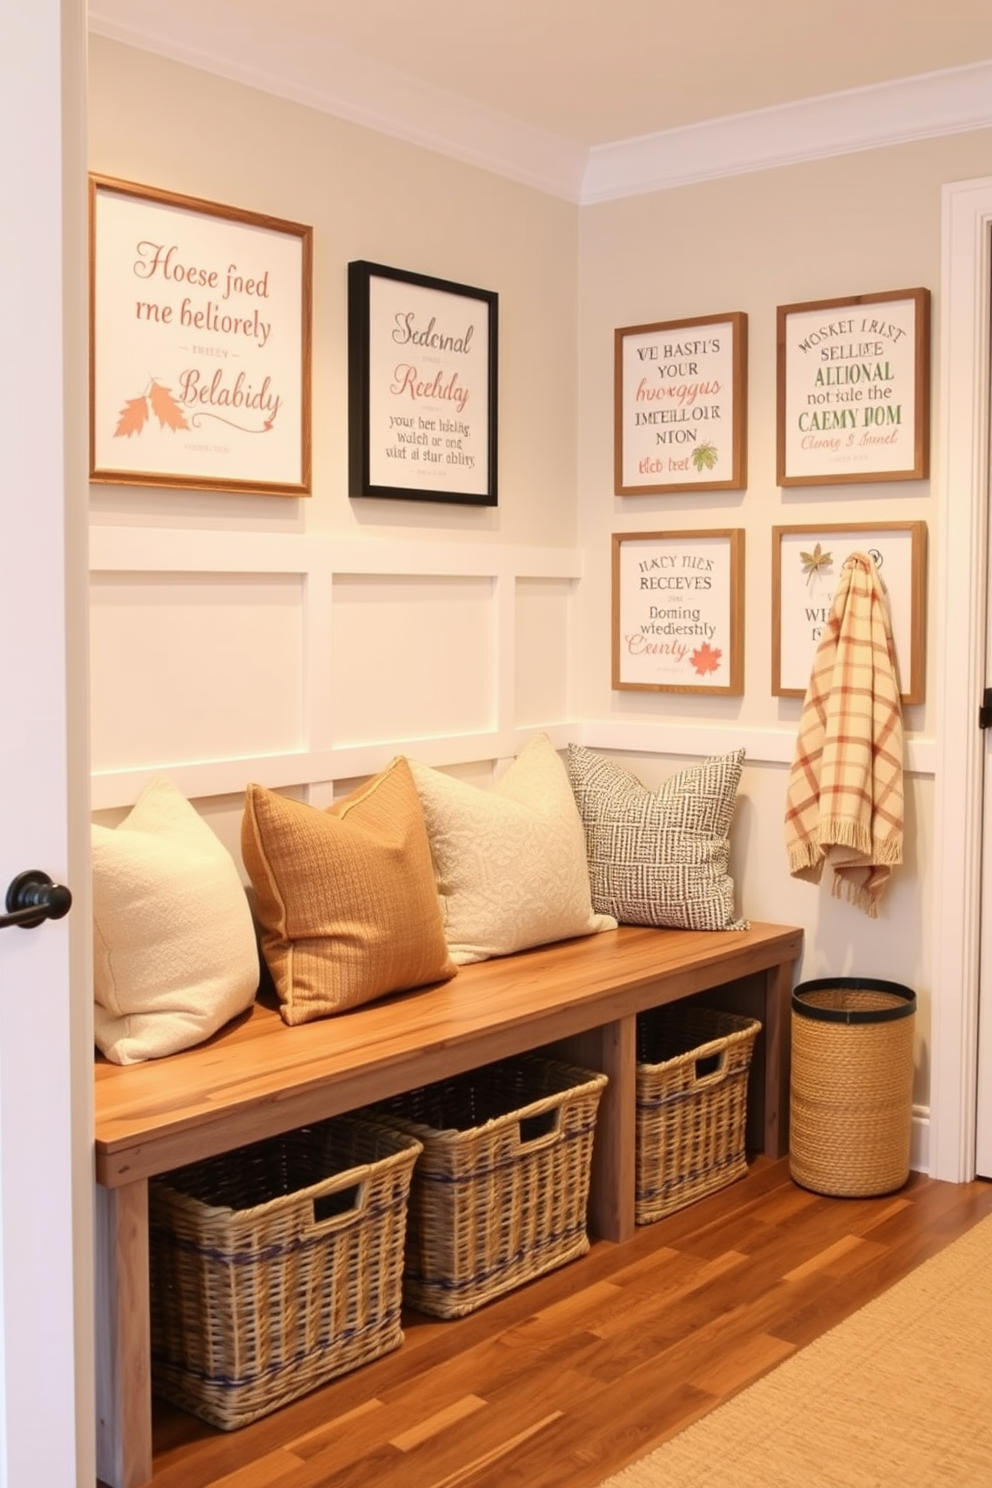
[
  {"left": 90, "top": 176, "right": 312, "bottom": 496},
  {"left": 614, "top": 312, "right": 746, "bottom": 495},
  {"left": 776, "top": 288, "right": 930, "bottom": 486},
  {"left": 772, "top": 522, "right": 926, "bottom": 703},
  {"left": 612, "top": 530, "right": 744, "bottom": 694}
]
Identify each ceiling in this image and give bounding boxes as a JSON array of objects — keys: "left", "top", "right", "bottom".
[{"left": 87, "top": 1, "right": 992, "bottom": 200}]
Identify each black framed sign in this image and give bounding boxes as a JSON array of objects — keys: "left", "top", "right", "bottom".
[{"left": 348, "top": 260, "right": 498, "bottom": 505}]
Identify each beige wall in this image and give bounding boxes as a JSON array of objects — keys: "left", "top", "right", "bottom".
[
  {"left": 577, "top": 129, "right": 992, "bottom": 1121},
  {"left": 88, "top": 32, "right": 992, "bottom": 1141},
  {"left": 88, "top": 36, "right": 580, "bottom": 547},
  {"left": 87, "top": 36, "right": 584, "bottom": 847}
]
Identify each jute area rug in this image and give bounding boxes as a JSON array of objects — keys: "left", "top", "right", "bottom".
[{"left": 597, "top": 1211, "right": 992, "bottom": 1488}]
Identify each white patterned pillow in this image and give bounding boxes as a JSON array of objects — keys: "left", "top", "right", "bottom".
[
  {"left": 409, "top": 733, "right": 617, "bottom": 965},
  {"left": 566, "top": 746, "right": 748, "bottom": 932}
]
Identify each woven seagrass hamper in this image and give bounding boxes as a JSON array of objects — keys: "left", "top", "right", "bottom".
[
  {"left": 148, "top": 1115, "right": 422, "bottom": 1430},
  {"left": 790, "top": 977, "right": 916, "bottom": 1198},
  {"left": 635, "top": 1005, "right": 761, "bottom": 1224},
  {"left": 368, "top": 1054, "right": 608, "bottom": 1318}
]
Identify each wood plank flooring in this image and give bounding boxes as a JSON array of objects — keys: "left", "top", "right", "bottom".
[{"left": 125, "top": 1158, "right": 992, "bottom": 1488}]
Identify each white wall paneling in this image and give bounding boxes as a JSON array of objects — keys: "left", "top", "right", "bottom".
[
  {"left": 90, "top": 524, "right": 936, "bottom": 812},
  {"left": 329, "top": 574, "right": 495, "bottom": 745},
  {"left": 90, "top": 571, "right": 307, "bottom": 771},
  {"left": 578, "top": 719, "right": 935, "bottom": 777},
  {"left": 89, "top": 527, "right": 586, "bottom": 809},
  {"left": 515, "top": 578, "right": 574, "bottom": 729}
]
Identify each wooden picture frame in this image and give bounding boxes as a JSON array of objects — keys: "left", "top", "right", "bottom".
[
  {"left": 614, "top": 312, "right": 747, "bottom": 495},
  {"left": 772, "top": 521, "right": 927, "bottom": 703},
  {"left": 612, "top": 529, "right": 745, "bottom": 694},
  {"left": 348, "top": 260, "right": 498, "bottom": 506},
  {"left": 776, "top": 287, "right": 930, "bottom": 486},
  {"left": 89, "top": 175, "right": 312, "bottom": 496}
]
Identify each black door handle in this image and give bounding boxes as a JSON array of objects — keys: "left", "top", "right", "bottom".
[{"left": 1, "top": 870, "right": 73, "bottom": 930}]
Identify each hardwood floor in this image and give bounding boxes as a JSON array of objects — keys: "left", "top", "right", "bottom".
[{"left": 131, "top": 1158, "right": 992, "bottom": 1488}]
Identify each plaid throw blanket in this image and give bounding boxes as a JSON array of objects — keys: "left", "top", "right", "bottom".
[{"left": 784, "top": 552, "right": 904, "bottom": 917}]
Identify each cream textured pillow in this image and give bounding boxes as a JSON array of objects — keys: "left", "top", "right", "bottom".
[
  {"left": 92, "top": 777, "right": 260, "bottom": 1066},
  {"left": 566, "top": 745, "right": 748, "bottom": 932},
  {"left": 241, "top": 757, "right": 457, "bottom": 1026},
  {"left": 409, "top": 733, "right": 617, "bottom": 965}
]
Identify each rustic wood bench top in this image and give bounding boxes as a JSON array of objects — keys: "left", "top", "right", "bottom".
[{"left": 95, "top": 920, "right": 803, "bottom": 1188}]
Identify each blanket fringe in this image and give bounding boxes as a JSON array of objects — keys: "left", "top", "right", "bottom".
[
  {"left": 869, "top": 838, "right": 903, "bottom": 866},
  {"left": 787, "top": 842, "right": 824, "bottom": 883},
  {"left": 816, "top": 817, "right": 872, "bottom": 858},
  {"left": 831, "top": 874, "right": 880, "bottom": 918}
]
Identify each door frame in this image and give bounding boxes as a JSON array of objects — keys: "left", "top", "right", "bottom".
[
  {"left": 0, "top": 0, "right": 92, "bottom": 1480},
  {"left": 930, "top": 174, "right": 992, "bottom": 1182}
]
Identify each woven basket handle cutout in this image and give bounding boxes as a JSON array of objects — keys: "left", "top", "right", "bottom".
[
  {"left": 308, "top": 1170, "right": 370, "bottom": 1234},
  {"left": 688, "top": 1040, "right": 731, "bottom": 1090},
  {"left": 516, "top": 1105, "right": 563, "bottom": 1152}
]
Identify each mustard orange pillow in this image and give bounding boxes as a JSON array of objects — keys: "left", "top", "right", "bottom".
[{"left": 241, "top": 757, "right": 457, "bottom": 1026}]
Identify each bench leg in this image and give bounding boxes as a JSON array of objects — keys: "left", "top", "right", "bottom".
[
  {"left": 762, "top": 959, "right": 792, "bottom": 1157},
  {"left": 95, "top": 1181, "right": 152, "bottom": 1488},
  {"left": 550, "top": 1016, "right": 637, "bottom": 1244}
]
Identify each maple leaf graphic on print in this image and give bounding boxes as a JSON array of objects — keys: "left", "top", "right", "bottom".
[
  {"left": 113, "top": 396, "right": 150, "bottom": 439},
  {"left": 690, "top": 641, "right": 722, "bottom": 677},
  {"left": 148, "top": 379, "right": 190, "bottom": 432}
]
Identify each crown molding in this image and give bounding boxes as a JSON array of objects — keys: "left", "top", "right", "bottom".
[
  {"left": 581, "top": 61, "right": 992, "bottom": 203},
  {"left": 87, "top": 4, "right": 992, "bottom": 204},
  {"left": 86, "top": 1, "right": 587, "bottom": 200}
]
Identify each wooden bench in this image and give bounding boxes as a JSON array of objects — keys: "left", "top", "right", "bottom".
[{"left": 94, "top": 918, "right": 803, "bottom": 1488}]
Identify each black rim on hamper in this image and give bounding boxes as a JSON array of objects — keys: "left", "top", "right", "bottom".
[{"left": 789, "top": 977, "right": 916, "bottom": 1199}]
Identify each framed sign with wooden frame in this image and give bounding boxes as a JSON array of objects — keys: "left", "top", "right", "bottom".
[
  {"left": 771, "top": 520, "right": 927, "bottom": 703},
  {"left": 612, "top": 528, "right": 745, "bottom": 694},
  {"left": 614, "top": 311, "right": 747, "bottom": 495},
  {"left": 348, "top": 259, "right": 498, "bottom": 506},
  {"left": 776, "top": 287, "right": 930, "bottom": 487},
  {"left": 89, "top": 175, "right": 313, "bottom": 496}
]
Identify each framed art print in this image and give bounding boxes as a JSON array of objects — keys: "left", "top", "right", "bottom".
[
  {"left": 772, "top": 521, "right": 927, "bottom": 702},
  {"left": 776, "top": 287, "right": 930, "bottom": 486},
  {"left": 612, "top": 529, "right": 744, "bottom": 693},
  {"left": 90, "top": 175, "right": 312, "bottom": 496},
  {"left": 348, "top": 260, "right": 498, "bottom": 506},
  {"left": 614, "top": 312, "right": 747, "bottom": 495}
]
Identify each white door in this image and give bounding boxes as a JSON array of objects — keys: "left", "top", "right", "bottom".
[
  {"left": 0, "top": 3, "right": 93, "bottom": 1484},
  {"left": 979, "top": 312, "right": 992, "bottom": 1180},
  {"left": 930, "top": 176, "right": 992, "bottom": 1185},
  {"left": 979, "top": 743, "right": 992, "bottom": 1177}
]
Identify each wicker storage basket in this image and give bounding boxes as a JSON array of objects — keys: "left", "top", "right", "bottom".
[
  {"left": 790, "top": 977, "right": 916, "bottom": 1198},
  {"left": 635, "top": 1005, "right": 761, "bottom": 1224},
  {"left": 149, "top": 1115, "right": 422, "bottom": 1430},
  {"left": 368, "top": 1055, "right": 608, "bottom": 1318}
]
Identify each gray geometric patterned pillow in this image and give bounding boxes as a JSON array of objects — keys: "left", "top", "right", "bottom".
[{"left": 565, "top": 745, "right": 748, "bottom": 932}]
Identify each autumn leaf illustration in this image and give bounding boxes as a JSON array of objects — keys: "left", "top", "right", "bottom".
[
  {"left": 148, "top": 379, "right": 190, "bottom": 432},
  {"left": 691, "top": 441, "right": 718, "bottom": 472},
  {"left": 114, "top": 396, "right": 150, "bottom": 439},
  {"left": 800, "top": 543, "right": 833, "bottom": 586},
  {"left": 690, "top": 642, "right": 722, "bottom": 676}
]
